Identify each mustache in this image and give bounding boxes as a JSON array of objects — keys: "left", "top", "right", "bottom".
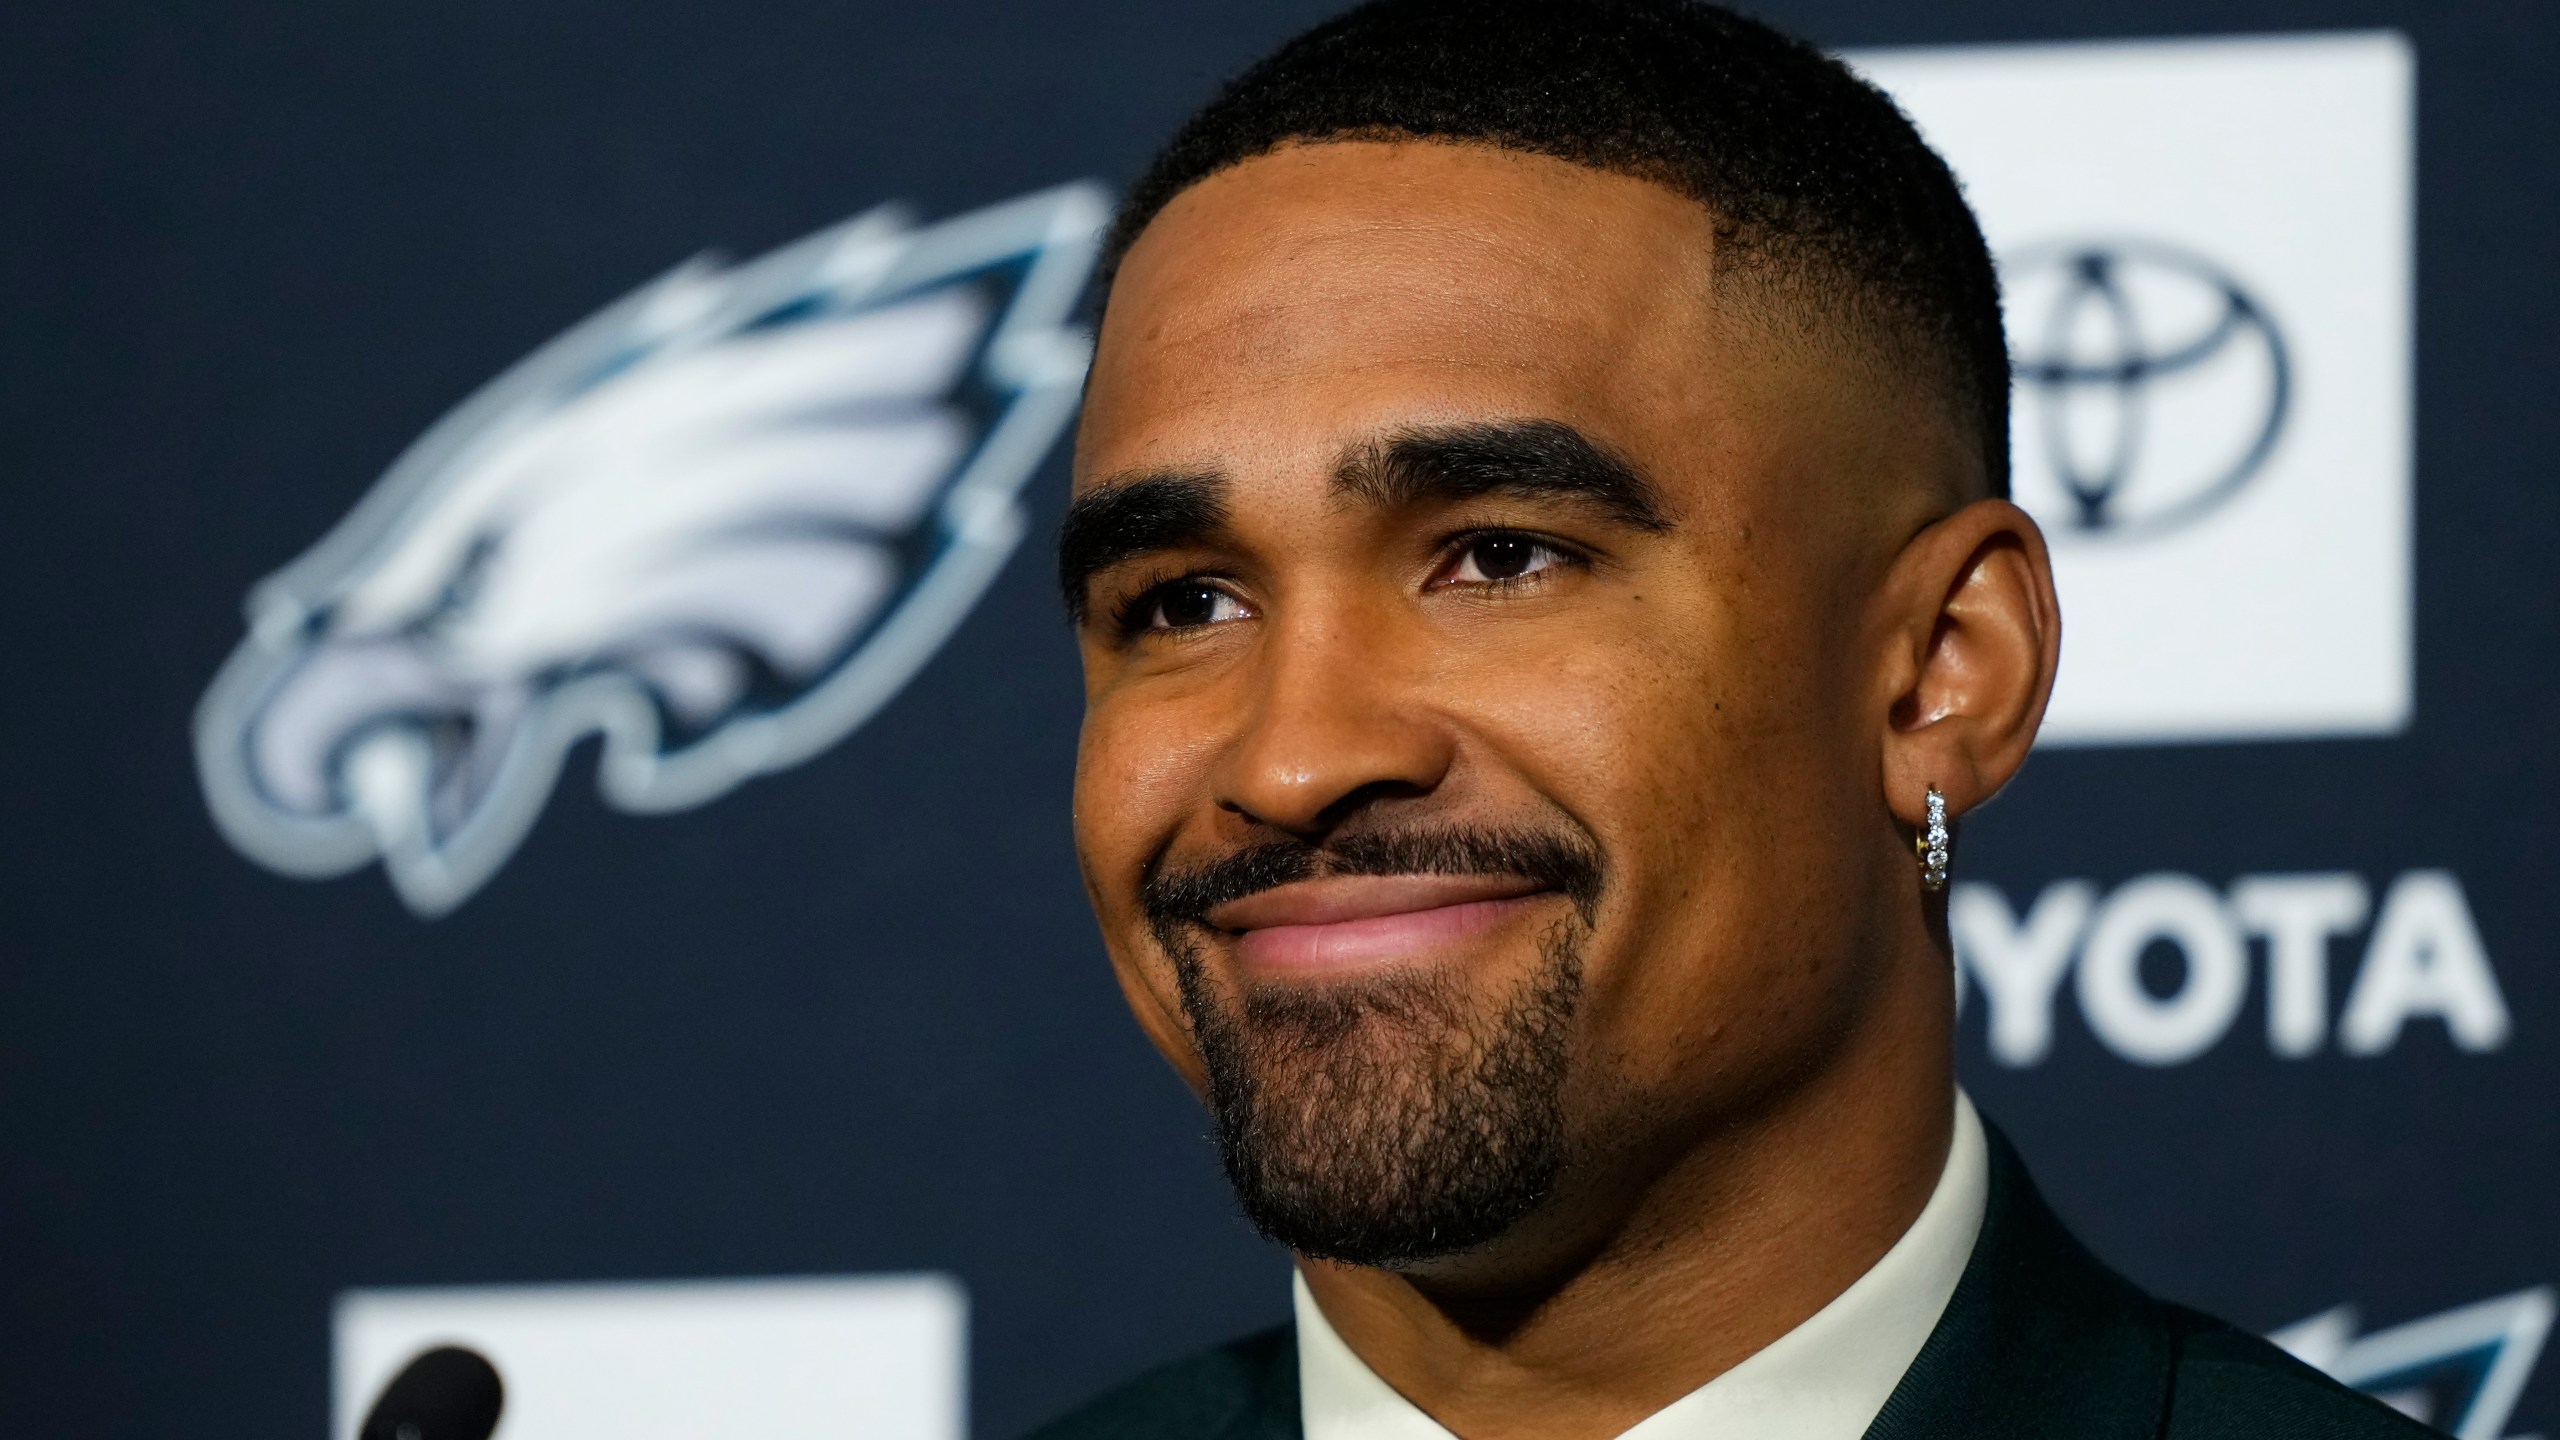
[{"left": 1141, "top": 826, "right": 1606, "bottom": 939}]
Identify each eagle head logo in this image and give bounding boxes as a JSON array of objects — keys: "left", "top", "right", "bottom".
[{"left": 195, "top": 184, "right": 1109, "bottom": 915}]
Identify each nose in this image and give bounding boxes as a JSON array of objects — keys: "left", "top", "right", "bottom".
[{"left": 1209, "top": 599, "right": 1454, "bottom": 839}]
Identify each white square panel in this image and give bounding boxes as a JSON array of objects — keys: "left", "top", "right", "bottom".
[
  {"left": 1850, "top": 34, "right": 2414, "bottom": 744},
  {"left": 333, "top": 1273, "right": 965, "bottom": 1440}
]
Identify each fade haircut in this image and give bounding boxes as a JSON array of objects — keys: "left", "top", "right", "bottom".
[{"left": 1101, "top": 0, "right": 2010, "bottom": 498}]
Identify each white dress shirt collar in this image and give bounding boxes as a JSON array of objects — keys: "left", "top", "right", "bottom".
[{"left": 1296, "top": 1090, "right": 1989, "bottom": 1440}]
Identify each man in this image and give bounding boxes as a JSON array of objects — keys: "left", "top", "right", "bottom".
[{"left": 1038, "top": 2, "right": 2428, "bottom": 1436}]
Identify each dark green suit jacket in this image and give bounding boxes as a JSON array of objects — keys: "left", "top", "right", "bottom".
[{"left": 1029, "top": 1127, "right": 2431, "bottom": 1439}]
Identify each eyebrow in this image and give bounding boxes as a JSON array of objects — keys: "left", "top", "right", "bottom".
[
  {"left": 1057, "top": 469, "right": 1230, "bottom": 621},
  {"left": 1339, "top": 420, "right": 1671, "bottom": 532},
  {"left": 1056, "top": 419, "right": 1670, "bottom": 623}
]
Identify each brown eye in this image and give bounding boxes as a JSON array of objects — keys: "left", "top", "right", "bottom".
[
  {"left": 1146, "top": 581, "right": 1247, "bottom": 630},
  {"left": 1448, "top": 534, "right": 1568, "bottom": 585}
]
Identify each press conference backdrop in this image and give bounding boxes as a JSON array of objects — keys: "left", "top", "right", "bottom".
[{"left": 2, "top": 0, "right": 2553, "bottom": 1436}]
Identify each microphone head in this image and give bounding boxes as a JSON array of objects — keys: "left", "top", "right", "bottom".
[{"left": 358, "top": 1344, "right": 505, "bottom": 1440}]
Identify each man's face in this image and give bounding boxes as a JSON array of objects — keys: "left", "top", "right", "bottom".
[{"left": 1068, "top": 142, "right": 1960, "bottom": 1271}]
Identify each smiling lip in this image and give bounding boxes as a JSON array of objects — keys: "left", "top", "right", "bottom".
[{"left": 1205, "top": 874, "right": 1555, "bottom": 973}]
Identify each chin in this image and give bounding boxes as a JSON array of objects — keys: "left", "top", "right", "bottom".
[{"left": 1177, "top": 906, "right": 1590, "bottom": 1266}]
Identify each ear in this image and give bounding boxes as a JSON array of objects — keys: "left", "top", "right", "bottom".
[{"left": 1874, "top": 499, "right": 2062, "bottom": 829}]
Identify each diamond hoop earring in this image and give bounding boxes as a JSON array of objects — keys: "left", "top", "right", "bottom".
[{"left": 1917, "top": 787, "right": 1951, "bottom": 893}]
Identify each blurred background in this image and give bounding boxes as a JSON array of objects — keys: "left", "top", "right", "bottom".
[{"left": 2, "top": 1, "right": 2553, "bottom": 1436}]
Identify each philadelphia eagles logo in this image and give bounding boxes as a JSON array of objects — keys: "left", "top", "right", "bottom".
[
  {"left": 2277, "top": 1286, "right": 2554, "bottom": 1439},
  {"left": 195, "top": 183, "right": 1109, "bottom": 916}
]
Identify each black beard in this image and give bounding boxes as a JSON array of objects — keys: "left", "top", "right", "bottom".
[{"left": 1143, "top": 828, "right": 1601, "bottom": 1267}]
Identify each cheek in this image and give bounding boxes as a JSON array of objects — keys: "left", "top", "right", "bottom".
[
  {"left": 1449, "top": 589, "right": 1876, "bottom": 1086},
  {"left": 1445, "top": 592, "right": 1812, "bottom": 880},
  {"left": 1072, "top": 688, "right": 1225, "bottom": 913},
  {"left": 1074, "top": 697, "right": 1221, "bottom": 1080}
]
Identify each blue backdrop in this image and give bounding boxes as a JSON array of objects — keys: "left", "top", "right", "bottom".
[{"left": 2, "top": 1, "right": 2553, "bottom": 1436}]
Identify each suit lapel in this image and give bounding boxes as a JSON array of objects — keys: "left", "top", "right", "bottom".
[
  {"left": 1864, "top": 1123, "right": 2175, "bottom": 1439},
  {"left": 1220, "top": 1324, "right": 1303, "bottom": 1440},
  {"left": 1248, "top": 1126, "right": 2171, "bottom": 1440}
]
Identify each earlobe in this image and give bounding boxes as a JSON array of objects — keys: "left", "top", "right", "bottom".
[{"left": 1878, "top": 500, "right": 2062, "bottom": 827}]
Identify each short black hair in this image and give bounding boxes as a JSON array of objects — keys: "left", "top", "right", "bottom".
[{"left": 1102, "top": 0, "right": 2010, "bottom": 498}]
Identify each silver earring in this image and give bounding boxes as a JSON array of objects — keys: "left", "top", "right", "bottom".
[{"left": 1917, "top": 787, "right": 1951, "bottom": 892}]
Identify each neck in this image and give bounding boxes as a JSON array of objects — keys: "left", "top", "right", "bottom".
[{"left": 1296, "top": 952, "right": 1955, "bottom": 1440}]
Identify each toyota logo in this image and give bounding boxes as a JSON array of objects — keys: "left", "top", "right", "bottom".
[{"left": 2007, "top": 240, "right": 2291, "bottom": 540}]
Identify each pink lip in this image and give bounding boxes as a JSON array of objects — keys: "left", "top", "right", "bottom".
[{"left": 1205, "top": 874, "right": 1555, "bottom": 973}]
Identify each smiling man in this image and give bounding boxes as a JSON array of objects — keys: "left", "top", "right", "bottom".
[{"left": 1034, "top": 3, "right": 2426, "bottom": 1439}]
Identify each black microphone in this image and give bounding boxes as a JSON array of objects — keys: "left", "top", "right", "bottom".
[{"left": 358, "top": 1345, "right": 505, "bottom": 1440}]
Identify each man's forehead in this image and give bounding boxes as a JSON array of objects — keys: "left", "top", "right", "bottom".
[{"left": 1078, "top": 141, "right": 1727, "bottom": 492}]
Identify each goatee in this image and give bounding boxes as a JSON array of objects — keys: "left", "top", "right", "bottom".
[{"left": 1143, "top": 828, "right": 1600, "bottom": 1267}]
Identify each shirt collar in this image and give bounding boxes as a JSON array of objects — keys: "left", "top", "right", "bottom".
[{"left": 1296, "top": 1090, "right": 1990, "bottom": 1440}]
